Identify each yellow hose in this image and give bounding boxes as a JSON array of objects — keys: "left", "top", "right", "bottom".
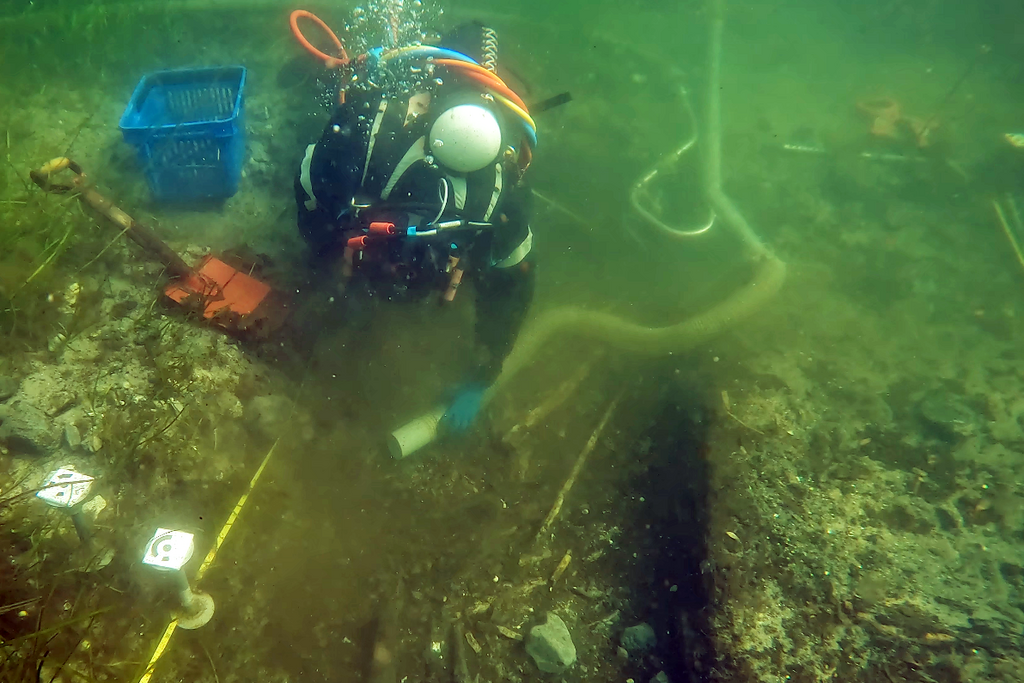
[{"left": 488, "top": 254, "right": 785, "bottom": 399}]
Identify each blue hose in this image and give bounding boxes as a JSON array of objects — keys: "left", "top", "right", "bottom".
[{"left": 382, "top": 46, "right": 479, "bottom": 64}]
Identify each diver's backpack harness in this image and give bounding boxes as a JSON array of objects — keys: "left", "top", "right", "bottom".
[{"left": 337, "top": 198, "right": 496, "bottom": 302}]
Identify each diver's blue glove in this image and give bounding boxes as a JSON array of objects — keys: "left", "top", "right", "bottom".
[{"left": 443, "top": 383, "right": 487, "bottom": 433}]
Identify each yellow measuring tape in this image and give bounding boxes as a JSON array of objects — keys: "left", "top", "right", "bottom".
[
  {"left": 136, "top": 438, "right": 279, "bottom": 683},
  {"left": 994, "top": 198, "right": 1024, "bottom": 274}
]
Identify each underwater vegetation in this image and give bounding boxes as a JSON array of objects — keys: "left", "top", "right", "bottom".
[{"left": 3, "top": 1, "right": 1024, "bottom": 682}]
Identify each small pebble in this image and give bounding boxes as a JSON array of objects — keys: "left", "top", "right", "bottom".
[
  {"left": 64, "top": 424, "right": 82, "bottom": 449},
  {"left": 621, "top": 622, "right": 657, "bottom": 655}
]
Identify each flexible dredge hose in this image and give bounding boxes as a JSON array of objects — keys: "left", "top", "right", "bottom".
[
  {"left": 486, "top": 0, "right": 787, "bottom": 402},
  {"left": 488, "top": 258, "right": 785, "bottom": 400}
]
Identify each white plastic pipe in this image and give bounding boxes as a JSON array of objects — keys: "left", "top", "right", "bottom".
[{"left": 388, "top": 406, "right": 447, "bottom": 459}]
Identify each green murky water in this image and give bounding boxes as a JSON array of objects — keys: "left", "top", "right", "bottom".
[{"left": 3, "top": 1, "right": 1024, "bottom": 682}]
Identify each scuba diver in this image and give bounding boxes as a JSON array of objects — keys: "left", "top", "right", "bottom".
[{"left": 294, "top": 22, "right": 537, "bottom": 433}]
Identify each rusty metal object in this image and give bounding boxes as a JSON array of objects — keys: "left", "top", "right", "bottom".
[
  {"left": 30, "top": 157, "right": 286, "bottom": 338},
  {"left": 31, "top": 157, "right": 192, "bottom": 278}
]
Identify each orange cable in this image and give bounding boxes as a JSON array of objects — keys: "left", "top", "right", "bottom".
[
  {"left": 289, "top": 10, "right": 349, "bottom": 68},
  {"left": 435, "top": 58, "right": 529, "bottom": 112}
]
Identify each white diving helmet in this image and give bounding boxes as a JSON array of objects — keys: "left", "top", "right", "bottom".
[{"left": 428, "top": 103, "right": 502, "bottom": 173}]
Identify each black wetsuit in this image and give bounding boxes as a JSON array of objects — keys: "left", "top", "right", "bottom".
[{"left": 295, "top": 86, "right": 535, "bottom": 383}]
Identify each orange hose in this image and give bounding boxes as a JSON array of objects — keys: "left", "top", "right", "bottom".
[
  {"left": 290, "top": 10, "right": 349, "bottom": 68},
  {"left": 435, "top": 59, "right": 529, "bottom": 112},
  {"left": 434, "top": 58, "right": 509, "bottom": 89}
]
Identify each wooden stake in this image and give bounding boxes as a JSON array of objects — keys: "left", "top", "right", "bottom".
[
  {"left": 505, "top": 355, "right": 597, "bottom": 440},
  {"left": 535, "top": 393, "right": 621, "bottom": 543},
  {"left": 550, "top": 551, "right": 572, "bottom": 584}
]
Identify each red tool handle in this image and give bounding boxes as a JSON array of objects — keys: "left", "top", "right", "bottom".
[
  {"left": 347, "top": 235, "right": 370, "bottom": 250},
  {"left": 368, "top": 221, "right": 396, "bottom": 236}
]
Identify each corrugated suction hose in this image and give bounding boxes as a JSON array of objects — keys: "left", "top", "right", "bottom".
[
  {"left": 488, "top": 255, "right": 785, "bottom": 398},
  {"left": 487, "top": 0, "right": 785, "bottom": 400}
]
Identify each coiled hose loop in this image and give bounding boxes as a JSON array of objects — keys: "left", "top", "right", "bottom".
[{"left": 481, "top": 26, "right": 498, "bottom": 73}]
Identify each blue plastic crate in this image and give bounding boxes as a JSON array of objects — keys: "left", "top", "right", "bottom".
[{"left": 119, "top": 66, "right": 246, "bottom": 202}]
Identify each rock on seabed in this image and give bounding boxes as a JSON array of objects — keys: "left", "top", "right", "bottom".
[{"left": 525, "top": 612, "right": 577, "bottom": 674}]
